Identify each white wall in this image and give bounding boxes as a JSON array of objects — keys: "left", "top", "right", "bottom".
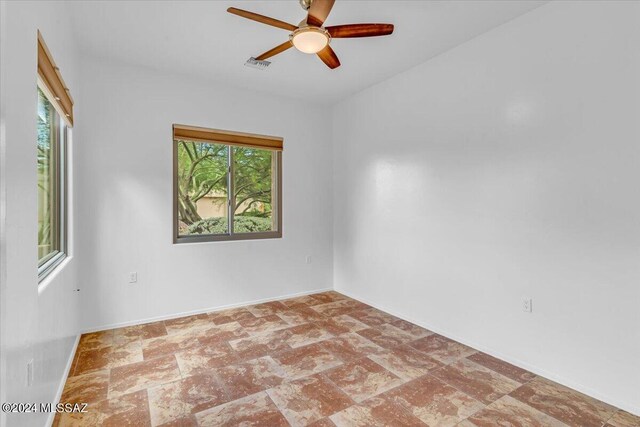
[
  {"left": 333, "top": 0, "right": 640, "bottom": 415},
  {"left": 0, "top": 1, "right": 81, "bottom": 426},
  {"left": 3, "top": 1, "right": 638, "bottom": 423},
  {"left": 76, "top": 58, "right": 334, "bottom": 331}
]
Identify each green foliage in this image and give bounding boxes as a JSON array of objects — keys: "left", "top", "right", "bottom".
[
  {"left": 176, "top": 140, "right": 228, "bottom": 224},
  {"left": 186, "top": 217, "right": 227, "bottom": 234},
  {"left": 176, "top": 140, "right": 274, "bottom": 226},
  {"left": 37, "top": 89, "right": 52, "bottom": 153},
  {"left": 233, "top": 216, "right": 273, "bottom": 232},
  {"left": 187, "top": 216, "right": 273, "bottom": 235},
  {"left": 233, "top": 147, "right": 273, "bottom": 216},
  {"left": 37, "top": 88, "right": 54, "bottom": 256}
]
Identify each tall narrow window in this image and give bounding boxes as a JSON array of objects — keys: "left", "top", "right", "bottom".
[
  {"left": 37, "top": 88, "right": 65, "bottom": 266},
  {"left": 37, "top": 31, "right": 73, "bottom": 280},
  {"left": 173, "top": 125, "right": 282, "bottom": 243}
]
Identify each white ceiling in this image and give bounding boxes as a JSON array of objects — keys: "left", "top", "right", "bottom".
[{"left": 71, "top": 0, "right": 547, "bottom": 104}]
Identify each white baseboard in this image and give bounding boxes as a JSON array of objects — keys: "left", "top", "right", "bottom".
[
  {"left": 81, "top": 287, "right": 333, "bottom": 334},
  {"left": 337, "top": 288, "right": 640, "bottom": 417},
  {"left": 47, "top": 334, "right": 80, "bottom": 427}
]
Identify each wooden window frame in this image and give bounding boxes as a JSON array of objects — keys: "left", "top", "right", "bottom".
[
  {"left": 38, "top": 31, "right": 74, "bottom": 127},
  {"left": 172, "top": 125, "right": 283, "bottom": 244}
]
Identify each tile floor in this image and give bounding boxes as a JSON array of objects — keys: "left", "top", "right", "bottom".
[{"left": 54, "top": 291, "right": 639, "bottom": 426}]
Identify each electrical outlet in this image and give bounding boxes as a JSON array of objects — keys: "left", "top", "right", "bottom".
[
  {"left": 128, "top": 272, "right": 137, "bottom": 283},
  {"left": 26, "top": 359, "right": 34, "bottom": 386},
  {"left": 522, "top": 298, "right": 532, "bottom": 313},
  {"left": 305, "top": 255, "right": 312, "bottom": 264}
]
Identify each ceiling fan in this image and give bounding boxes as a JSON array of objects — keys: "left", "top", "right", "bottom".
[{"left": 227, "top": 0, "right": 394, "bottom": 69}]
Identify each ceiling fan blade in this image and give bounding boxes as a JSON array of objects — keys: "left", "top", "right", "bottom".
[
  {"left": 307, "top": 0, "right": 335, "bottom": 27},
  {"left": 227, "top": 7, "right": 298, "bottom": 32},
  {"left": 256, "top": 41, "right": 293, "bottom": 61},
  {"left": 326, "top": 23, "right": 394, "bottom": 38},
  {"left": 317, "top": 45, "right": 340, "bottom": 69}
]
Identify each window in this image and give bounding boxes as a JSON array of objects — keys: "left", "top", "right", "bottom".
[
  {"left": 37, "top": 31, "right": 73, "bottom": 281},
  {"left": 173, "top": 125, "right": 282, "bottom": 243},
  {"left": 37, "top": 86, "right": 68, "bottom": 277}
]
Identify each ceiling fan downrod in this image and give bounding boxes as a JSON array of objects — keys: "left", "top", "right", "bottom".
[{"left": 299, "top": 0, "right": 312, "bottom": 11}]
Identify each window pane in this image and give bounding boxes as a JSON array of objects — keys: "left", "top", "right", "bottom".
[
  {"left": 37, "top": 88, "right": 60, "bottom": 264},
  {"left": 176, "top": 139, "right": 229, "bottom": 236},
  {"left": 233, "top": 147, "right": 276, "bottom": 233}
]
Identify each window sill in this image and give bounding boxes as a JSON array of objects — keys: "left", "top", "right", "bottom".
[
  {"left": 174, "top": 231, "right": 282, "bottom": 244},
  {"left": 38, "top": 254, "right": 71, "bottom": 294}
]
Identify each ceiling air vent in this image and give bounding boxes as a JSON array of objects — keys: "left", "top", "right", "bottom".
[{"left": 244, "top": 57, "right": 271, "bottom": 70}]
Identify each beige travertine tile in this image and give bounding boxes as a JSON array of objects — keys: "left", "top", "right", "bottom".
[
  {"left": 281, "top": 294, "right": 327, "bottom": 308},
  {"left": 163, "top": 314, "right": 212, "bottom": 335},
  {"left": 388, "top": 318, "right": 433, "bottom": 339},
  {"left": 74, "top": 341, "right": 143, "bottom": 376},
  {"left": 175, "top": 342, "right": 237, "bottom": 376},
  {"left": 109, "top": 355, "right": 181, "bottom": 398},
  {"left": 228, "top": 328, "right": 292, "bottom": 361},
  {"left": 325, "top": 357, "right": 404, "bottom": 403},
  {"left": 310, "top": 291, "right": 351, "bottom": 305},
  {"left": 55, "top": 389, "right": 151, "bottom": 427},
  {"left": 147, "top": 374, "right": 228, "bottom": 426},
  {"left": 273, "top": 342, "right": 343, "bottom": 380},
  {"left": 356, "top": 324, "right": 416, "bottom": 349},
  {"left": 607, "top": 410, "right": 640, "bottom": 427},
  {"left": 369, "top": 345, "right": 442, "bottom": 380},
  {"left": 267, "top": 374, "right": 353, "bottom": 426},
  {"left": 318, "top": 314, "right": 370, "bottom": 335},
  {"left": 60, "top": 370, "right": 110, "bottom": 404},
  {"left": 322, "top": 332, "right": 386, "bottom": 362},
  {"left": 467, "top": 352, "right": 536, "bottom": 383},
  {"left": 58, "top": 292, "right": 634, "bottom": 427},
  {"left": 312, "top": 299, "right": 368, "bottom": 317},
  {"left": 346, "top": 308, "right": 400, "bottom": 327},
  {"left": 215, "top": 356, "right": 286, "bottom": 400},
  {"left": 409, "top": 334, "right": 477, "bottom": 364},
  {"left": 281, "top": 323, "right": 335, "bottom": 348},
  {"left": 195, "top": 321, "right": 248, "bottom": 346},
  {"left": 77, "top": 330, "right": 114, "bottom": 352},
  {"left": 142, "top": 331, "right": 201, "bottom": 360},
  {"left": 208, "top": 307, "right": 255, "bottom": 325},
  {"left": 278, "top": 306, "right": 327, "bottom": 325},
  {"left": 194, "top": 392, "right": 289, "bottom": 427},
  {"left": 466, "top": 395, "right": 568, "bottom": 427},
  {"left": 387, "top": 374, "right": 484, "bottom": 426},
  {"left": 330, "top": 395, "right": 424, "bottom": 427},
  {"left": 511, "top": 377, "right": 618, "bottom": 427},
  {"left": 238, "top": 314, "right": 291, "bottom": 335},
  {"left": 113, "top": 322, "right": 168, "bottom": 345},
  {"left": 432, "top": 358, "right": 521, "bottom": 404},
  {"left": 246, "top": 301, "right": 289, "bottom": 317}
]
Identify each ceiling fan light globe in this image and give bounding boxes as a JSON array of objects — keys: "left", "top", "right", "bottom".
[{"left": 291, "top": 28, "right": 329, "bottom": 54}]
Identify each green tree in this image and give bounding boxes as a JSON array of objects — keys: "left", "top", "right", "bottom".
[
  {"left": 176, "top": 140, "right": 228, "bottom": 224},
  {"left": 176, "top": 142, "right": 274, "bottom": 227},
  {"left": 37, "top": 89, "right": 53, "bottom": 256},
  {"left": 233, "top": 147, "right": 273, "bottom": 217}
]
